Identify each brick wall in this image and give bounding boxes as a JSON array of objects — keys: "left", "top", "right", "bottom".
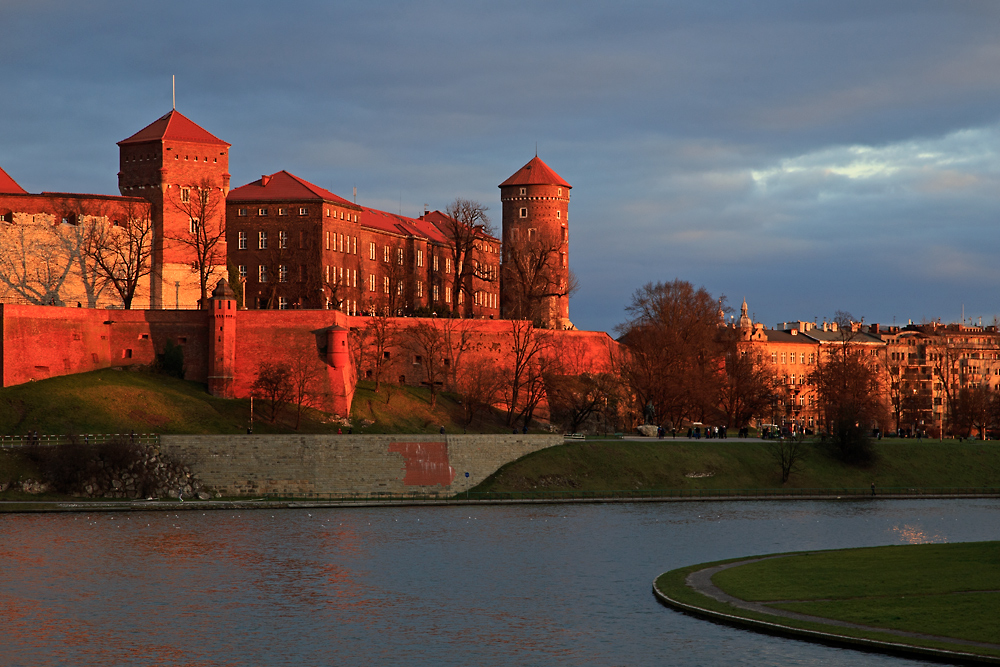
[{"left": 159, "top": 433, "right": 563, "bottom": 497}]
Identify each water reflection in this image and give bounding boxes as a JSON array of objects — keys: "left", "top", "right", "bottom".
[{"left": 0, "top": 499, "right": 996, "bottom": 666}]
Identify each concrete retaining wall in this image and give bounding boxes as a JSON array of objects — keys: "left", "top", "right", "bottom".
[{"left": 159, "top": 434, "right": 563, "bottom": 497}]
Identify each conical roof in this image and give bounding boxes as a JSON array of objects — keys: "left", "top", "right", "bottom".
[
  {"left": 118, "top": 110, "right": 229, "bottom": 146},
  {"left": 499, "top": 156, "right": 570, "bottom": 189}
]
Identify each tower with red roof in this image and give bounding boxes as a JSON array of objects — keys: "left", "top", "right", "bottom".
[
  {"left": 499, "top": 156, "right": 572, "bottom": 329},
  {"left": 118, "top": 110, "right": 231, "bottom": 308}
]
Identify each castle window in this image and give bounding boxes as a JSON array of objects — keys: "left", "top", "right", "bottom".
[
  {"left": 558, "top": 188, "right": 562, "bottom": 196},
  {"left": 279, "top": 230, "right": 288, "bottom": 248},
  {"left": 417, "top": 281, "right": 423, "bottom": 298},
  {"left": 278, "top": 297, "right": 288, "bottom": 310},
  {"left": 299, "top": 207, "right": 308, "bottom": 216},
  {"left": 520, "top": 188, "right": 525, "bottom": 196},
  {"left": 528, "top": 228, "right": 536, "bottom": 241},
  {"left": 561, "top": 226, "right": 567, "bottom": 241},
  {"left": 433, "top": 255, "right": 439, "bottom": 271},
  {"left": 259, "top": 231, "right": 268, "bottom": 249},
  {"left": 259, "top": 265, "right": 268, "bottom": 282},
  {"left": 238, "top": 208, "right": 248, "bottom": 217},
  {"left": 180, "top": 188, "right": 190, "bottom": 203},
  {"left": 556, "top": 210, "right": 561, "bottom": 219},
  {"left": 369, "top": 274, "right": 376, "bottom": 292},
  {"left": 433, "top": 284, "right": 439, "bottom": 301},
  {"left": 278, "top": 207, "right": 288, "bottom": 216},
  {"left": 340, "top": 211, "right": 344, "bottom": 219},
  {"left": 383, "top": 245, "right": 390, "bottom": 263},
  {"left": 446, "top": 258, "right": 451, "bottom": 273},
  {"left": 189, "top": 218, "right": 200, "bottom": 234},
  {"left": 416, "top": 249, "right": 423, "bottom": 268},
  {"left": 279, "top": 265, "right": 288, "bottom": 283},
  {"left": 339, "top": 234, "right": 344, "bottom": 253},
  {"left": 238, "top": 265, "right": 247, "bottom": 279},
  {"left": 519, "top": 207, "right": 527, "bottom": 218},
  {"left": 238, "top": 231, "right": 247, "bottom": 249},
  {"left": 326, "top": 231, "right": 330, "bottom": 250},
  {"left": 369, "top": 241, "right": 376, "bottom": 260},
  {"left": 258, "top": 208, "right": 268, "bottom": 216},
  {"left": 397, "top": 248, "right": 404, "bottom": 265},
  {"left": 445, "top": 289, "right": 451, "bottom": 304},
  {"left": 352, "top": 236, "right": 357, "bottom": 254},
  {"left": 383, "top": 276, "right": 389, "bottom": 294}
]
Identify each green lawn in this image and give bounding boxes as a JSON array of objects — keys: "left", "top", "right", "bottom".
[
  {"left": 472, "top": 439, "right": 1000, "bottom": 493},
  {"left": 656, "top": 542, "right": 1000, "bottom": 659},
  {"left": 712, "top": 542, "right": 1000, "bottom": 645}
]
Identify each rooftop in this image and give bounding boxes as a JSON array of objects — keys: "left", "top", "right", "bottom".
[
  {"left": 118, "top": 110, "right": 230, "bottom": 147},
  {"left": 499, "top": 156, "right": 571, "bottom": 189}
]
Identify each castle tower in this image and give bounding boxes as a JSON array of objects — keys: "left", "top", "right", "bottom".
[
  {"left": 207, "top": 278, "right": 237, "bottom": 398},
  {"left": 118, "top": 110, "right": 231, "bottom": 309},
  {"left": 498, "top": 156, "right": 572, "bottom": 329}
]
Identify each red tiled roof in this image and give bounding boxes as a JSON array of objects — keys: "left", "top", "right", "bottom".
[
  {"left": 421, "top": 209, "right": 498, "bottom": 243},
  {"left": 499, "top": 156, "right": 570, "bottom": 189},
  {"left": 0, "top": 165, "right": 27, "bottom": 194},
  {"left": 118, "top": 110, "right": 229, "bottom": 146},
  {"left": 227, "top": 170, "right": 356, "bottom": 207}
]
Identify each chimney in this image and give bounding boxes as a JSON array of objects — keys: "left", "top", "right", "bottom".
[{"left": 261, "top": 175, "right": 271, "bottom": 186}]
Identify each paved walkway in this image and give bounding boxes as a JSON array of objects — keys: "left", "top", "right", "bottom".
[{"left": 686, "top": 555, "right": 1000, "bottom": 652}]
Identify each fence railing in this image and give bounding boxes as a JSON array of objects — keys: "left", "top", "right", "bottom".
[
  {"left": 0, "top": 433, "right": 160, "bottom": 448},
  {"left": 256, "top": 486, "right": 1000, "bottom": 503}
]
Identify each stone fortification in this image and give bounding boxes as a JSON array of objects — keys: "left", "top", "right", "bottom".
[{"left": 159, "top": 433, "right": 563, "bottom": 497}]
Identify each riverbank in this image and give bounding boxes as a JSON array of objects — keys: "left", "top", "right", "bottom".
[
  {"left": 471, "top": 438, "right": 1000, "bottom": 493},
  {"left": 654, "top": 542, "right": 1000, "bottom": 664}
]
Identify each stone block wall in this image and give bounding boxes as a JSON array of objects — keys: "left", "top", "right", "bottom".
[{"left": 159, "top": 433, "right": 563, "bottom": 497}]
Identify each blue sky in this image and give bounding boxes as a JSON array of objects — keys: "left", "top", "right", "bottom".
[{"left": 3, "top": 0, "right": 1000, "bottom": 333}]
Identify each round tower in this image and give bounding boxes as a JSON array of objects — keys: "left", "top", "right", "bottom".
[
  {"left": 208, "top": 278, "right": 237, "bottom": 398},
  {"left": 498, "top": 156, "right": 572, "bottom": 329}
]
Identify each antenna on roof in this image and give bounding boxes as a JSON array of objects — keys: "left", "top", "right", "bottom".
[
  {"left": 535, "top": 142, "right": 538, "bottom": 157},
  {"left": 172, "top": 75, "right": 176, "bottom": 110}
]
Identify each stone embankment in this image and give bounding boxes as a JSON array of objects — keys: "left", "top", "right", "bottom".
[{"left": 159, "top": 434, "right": 562, "bottom": 498}]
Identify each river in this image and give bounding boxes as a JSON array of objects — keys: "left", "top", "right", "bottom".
[{"left": 1, "top": 498, "right": 997, "bottom": 666}]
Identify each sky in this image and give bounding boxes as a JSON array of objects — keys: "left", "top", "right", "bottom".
[{"left": 3, "top": 0, "right": 1000, "bottom": 334}]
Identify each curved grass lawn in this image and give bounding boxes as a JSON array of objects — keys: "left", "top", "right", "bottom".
[{"left": 655, "top": 541, "right": 1000, "bottom": 662}]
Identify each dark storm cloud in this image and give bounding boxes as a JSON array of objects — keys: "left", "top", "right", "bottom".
[{"left": 2, "top": 0, "right": 1000, "bottom": 332}]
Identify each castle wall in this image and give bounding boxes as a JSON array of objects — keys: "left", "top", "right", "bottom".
[{"left": 158, "top": 433, "right": 563, "bottom": 497}]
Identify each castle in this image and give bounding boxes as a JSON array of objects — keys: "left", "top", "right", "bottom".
[{"left": 0, "top": 110, "right": 612, "bottom": 419}]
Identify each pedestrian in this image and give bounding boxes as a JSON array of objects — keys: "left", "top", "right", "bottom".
[
  {"left": 871, "top": 482, "right": 876, "bottom": 497},
  {"left": 439, "top": 426, "right": 445, "bottom": 435}
]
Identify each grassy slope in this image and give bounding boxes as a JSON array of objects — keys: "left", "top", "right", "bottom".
[
  {"left": 712, "top": 542, "right": 1000, "bottom": 646},
  {"left": 473, "top": 439, "right": 1000, "bottom": 492},
  {"left": 0, "top": 369, "right": 517, "bottom": 437}
]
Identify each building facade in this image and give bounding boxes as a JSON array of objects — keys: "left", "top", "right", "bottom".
[{"left": 225, "top": 170, "right": 501, "bottom": 319}]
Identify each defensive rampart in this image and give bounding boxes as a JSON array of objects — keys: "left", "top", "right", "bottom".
[{"left": 159, "top": 433, "right": 563, "bottom": 497}]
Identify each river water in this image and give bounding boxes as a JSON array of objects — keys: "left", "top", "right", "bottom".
[{"left": 1, "top": 498, "right": 997, "bottom": 666}]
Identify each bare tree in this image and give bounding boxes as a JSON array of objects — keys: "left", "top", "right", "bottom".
[
  {"left": 616, "top": 280, "right": 727, "bottom": 429},
  {"left": 439, "top": 199, "right": 495, "bottom": 316},
  {"left": 351, "top": 306, "right": 398, "bottom": 392},
  {"left": 809, "top": 312, "right": 887, "bottom": 464},
  {"left": 402, "top": 322, "right": 447, "bottom": 408},
  {"left": 502, "top": 234, "right": 577, "bottom": 326},
  {"left": 770, "top": 433, "right": 808, "bottom": 483},
  {"left": 288, "top": 344, "right": 323, "bottom": 429},
  {"left": 720, "top": 331, "right": 780, "bottom": 429},
  {"left": 81, "top": 199, "right": 153, "bottom": 309},
  {"left": 252, "top": 362, "right": 293, "bottom": 423},
  {"left": 440, "top": 317, "right": 473, "bottom": 391},
  {"left": 168, "top": 178, "right": 226, "bottom": 308},
  {"left": 0, "top": 223, "right": 73, "bottom": 305},
  {"left": 456, "top": 357, "right": 504, "bottom": 425},
  {"left": 503, "top": 320, "right": 552, "bottom": 427}
]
